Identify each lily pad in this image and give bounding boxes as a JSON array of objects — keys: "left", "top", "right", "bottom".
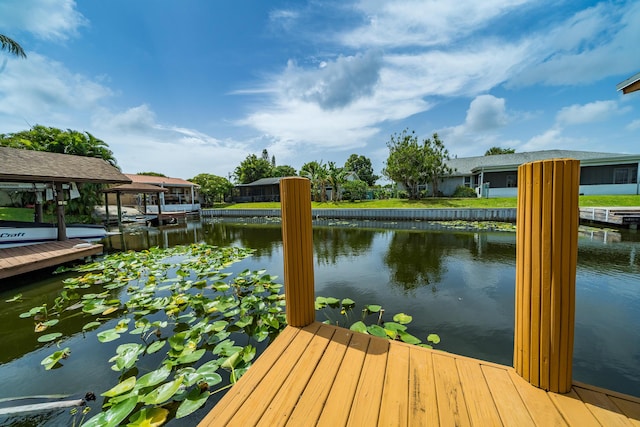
[
  {"left": 102, "top": 376, "right": 136, "bottom": 397},
  {"left": 176, "top": 388, "right": 210, "bottom": 419},
  {"left": 142, "top": 377, "right": 183, "bottom": 405},
  {"left": 127, "top": 407, "right": 169, "bottom": 426},
  {"left": 37, "top": 332, "right": 62, "bottom": 343}
]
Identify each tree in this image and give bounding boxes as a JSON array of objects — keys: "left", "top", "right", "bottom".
[
  {"left": 233, "top": 154, "right": 273, "bottom": 184},
  {"left": 137, "top": 172, "right": 167, "bottom": 177},
  {"left": 300, "top": 160, "right": 328, "bottom": 202},
  {"left": 272, "top": 165, "right": 297, "bottom": 177},
  {"left": 485, "top": 146, "right": 515, "bottom": 156},
  {"left": 344, "top": 154, "right": 379, "bottom": 186},
  {"left": 326, "top": 161, "right": 346, "bottom": 201},
  {"left": 382, "top": 129, "right": 453, "bottom": 199},
  {"left": 341, "top": 179, "right": 368, "bottom": 201},
  {"left": 0, "top": 34, "right": 26, "bottom": 58},
  {"left": 189, "top": 173, "right": 233, "bottom": 205}
]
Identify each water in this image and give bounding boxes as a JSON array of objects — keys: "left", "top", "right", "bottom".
[{"left": 0, "top": 218, "right": 638, "bottom": 425}]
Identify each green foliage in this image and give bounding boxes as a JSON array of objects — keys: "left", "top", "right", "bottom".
[
  {"left": 0, "top": 34, "right": 26, "bottom": 58},
  {"left": 233, "top": 154, "right": 273, "bottom": 184},
  {"left": 383, "top": 129, "right": 453, "bottom": 199},
  {"left": 326, "top": 161, "right": 346, "bottom": 202},
  {"left": 137, "top": 172, "right": 167, "bottom": 177},
  {"left": 344, "top": 154, "right": 379, "bottom": 186},
  {"left": 315, "top": 296, "right": 439, "bottom": 347},
  {"left": 452, "top": 185, "right": 478, "bottom": 198},
  {"left": 341, "top": 179, "right": 368, "bottom": 201},
  {"left": 484, "top": 146, "right": 515, "bottom": 156},
  {"left": 189, "top": 173, "right": 233, "bottom": 205},
  {"left": 271, "top": 165, "right": 297, "bottom": 177},
  {"left": 300, "top": 160, "right": 328, "bottom": 202}
]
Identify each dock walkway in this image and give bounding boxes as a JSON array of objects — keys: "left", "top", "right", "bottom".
[
  {"left": 0, "top": 239, "right": 103, "bottom": 280},
  {"left": 199, "top": 322, "right": 640, "bottom": 426}
]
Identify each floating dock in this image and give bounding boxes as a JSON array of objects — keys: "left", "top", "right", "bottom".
[{"left": 0, "top": 239, "right": 103, "bottom": 280}]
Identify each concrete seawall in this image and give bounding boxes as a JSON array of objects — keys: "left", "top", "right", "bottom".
[{"left": 201, "top": 208, "right": 517, "bottom": 222}]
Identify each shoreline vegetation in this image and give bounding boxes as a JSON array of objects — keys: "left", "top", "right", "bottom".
[
  {"left": 211, "top": 194, "right": 639, "bottom": 209},
  {"left": 1, "top": 195, "right": 639, "bottom": 222}
]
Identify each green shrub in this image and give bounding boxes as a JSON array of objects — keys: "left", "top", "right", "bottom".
[{"left": 452, "top": 185, "right": 477, "bottom": 198}]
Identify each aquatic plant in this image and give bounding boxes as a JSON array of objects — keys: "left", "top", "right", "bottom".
[{"left": 13, "top": 243, "right": 435, "bottom": 425}]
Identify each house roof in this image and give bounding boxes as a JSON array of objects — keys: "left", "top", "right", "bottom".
[
  {"left": 447, "top": 150, "right": 640, "bottom": 175},
  {"left": 0, "top": 146, "right": 131, "bottom": 184},
  {"left": 103, "top": 183, "right": 168, "bottom": 194},
  {"left": 236, "top": 177, "right": 283, "bottom": 187},
  {"left": 125, "top": 174, "right": 198, "bottom": 188},
  {"left": 616, "top": 72, "right": 640, "bottom": 94}
]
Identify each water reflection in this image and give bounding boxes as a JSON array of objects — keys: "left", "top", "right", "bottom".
[{"left": 1, "top": 217, "right": 639, "bottom": 420}]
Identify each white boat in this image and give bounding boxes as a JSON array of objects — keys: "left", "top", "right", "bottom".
[{"left": 0, "top": 220, "right": 107, "bottom": 248}]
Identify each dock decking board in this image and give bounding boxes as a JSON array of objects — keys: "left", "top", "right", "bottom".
[
  {"left": 198, "top": 322, "right": 640, "bottom": 427},
  {"left": 0, "top": 240, "right": 103, "bottom": 279}
]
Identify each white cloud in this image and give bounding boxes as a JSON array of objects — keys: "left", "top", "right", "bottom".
[
  {"left": 556, "top": 100, "right": 622, "bottom": 126},
  {"left": 342, "top": 0, "right": 531, "bottom": 48},
  {"left": 0, "top": 0, "right": 87, "bottom": 41},
  {"left": 464, "top": 95, "right": 508, "bottom": 132}
]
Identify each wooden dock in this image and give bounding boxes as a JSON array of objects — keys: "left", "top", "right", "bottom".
[
  {"left": 199, "top": 169, "right": 640, "bottom": 426},
  {"left": 0, "top": 239, "right": 103, "bottom": 280},
  {"left": 580, "top": 207, "right": 640, "bottom": 229},
  {"left": 200, "top": 322, "right": 640, "bottom": 426}
]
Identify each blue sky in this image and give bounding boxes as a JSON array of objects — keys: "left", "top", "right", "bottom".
[{"left": 0, "top": 0, "right": 638, "bottom": 181}]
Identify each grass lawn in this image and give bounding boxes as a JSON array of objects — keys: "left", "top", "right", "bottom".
[
  {"left": 214, "top": 194, "right": 640, "bottom": 210},
  {"left": 0, "top": 207, "right": 89, "bottom": 223}
]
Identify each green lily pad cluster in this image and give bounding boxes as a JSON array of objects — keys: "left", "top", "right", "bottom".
[
  {"left": 20, "top": 244, "right": 286, "bottom": 426},
  {"left": 315, "top": 296, "right": 440, "bottom": 348}
]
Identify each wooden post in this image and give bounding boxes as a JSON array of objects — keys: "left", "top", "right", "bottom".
[
  {"left": 55, "top": 182, "right": 67, "bottom": 241},
  {"left": 280, "top": 177, "right": 315, "bottom": 327},
  {"left": 116, "top": 192, "right": 123, "bottom": 227},
  {"left": 514, "top": 159, "right": 580, "bottom": 393},
  {"left": 104, "top": 192, "right": 110, "bottom": 226}
]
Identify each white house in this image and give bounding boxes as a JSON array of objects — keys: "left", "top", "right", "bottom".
[{"left": 438, "top": 150, "right": 640, "bottom": 198}]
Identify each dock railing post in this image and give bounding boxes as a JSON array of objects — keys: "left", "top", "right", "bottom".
[
  {"left": 514, "top": 159, "right": 580, "bottom": 393},
  {"left": 280, "top": 177, "right": 315, "bottom": 327}
]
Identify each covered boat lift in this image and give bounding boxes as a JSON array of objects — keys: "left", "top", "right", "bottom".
[
  {"left": 101, "top": 183, "right": 169, "bottom": 226},
  {"left": 0, "top": 146, "right": 131, "bottom": 241}
]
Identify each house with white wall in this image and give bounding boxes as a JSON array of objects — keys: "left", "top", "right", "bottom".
[{"left": 438, "top": 150, "right": 640, "bottom": 198}]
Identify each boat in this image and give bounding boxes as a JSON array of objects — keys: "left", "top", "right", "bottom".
[{"left": 0, "top": 220, "right": 108, "bottom": 248}]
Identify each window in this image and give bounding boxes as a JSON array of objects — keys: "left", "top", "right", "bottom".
[
  {"left": 614, "top": 167, "right": 638, "bottom": 184},
  {"left": 506, "top": 174, "right": 517, "bottom": 188},
  {"left": 464, "top": 176, "right": 472, "bottom": 187}
]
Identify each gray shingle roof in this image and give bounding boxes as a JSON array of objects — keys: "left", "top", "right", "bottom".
[
  {"left": 447, "top": 150, "right": 640, "bottom": 175},
  {"left": 236, "top": 177, "right": 284, "bottom": 186},
  {"left": 0, "top": 146, "right": 131, "bottom": 184}
]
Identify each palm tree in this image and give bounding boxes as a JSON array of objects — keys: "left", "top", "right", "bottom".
[
  {"left": 327, "top": 161, "right": 346, "bottom": 202},
  {"left": 0, "top": 34, "right": 26, "bottom": 58},
  {"left": 300, "top": 160, "right": 328, "bottom": 202}
]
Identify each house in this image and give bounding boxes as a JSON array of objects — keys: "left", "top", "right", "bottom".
[
  {"left": 617, "top": 71, "right": 640, "bottom": 94},
  {"left": 233, "top": 177, "right": 282, "bottom": 202},
  {"left": 107, "top": 174, "right": 200, "bottom": 212},
  {"left": 438, "top": 150, "right": 640, "bottom": 198}
]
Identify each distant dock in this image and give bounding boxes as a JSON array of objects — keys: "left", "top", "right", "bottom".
[
  {"left": 580, "top": 207, "right": 640, "bottom": 229},
  {"left": 0, "top": 240, "right": 103, "bottom": 280}
]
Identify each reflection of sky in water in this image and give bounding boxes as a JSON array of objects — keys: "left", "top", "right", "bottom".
[{"left": 109, "top": 220, "right": 640, "bottom": 397}]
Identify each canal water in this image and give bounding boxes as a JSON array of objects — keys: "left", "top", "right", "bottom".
[{"left": 0, "top": 217, "right": 638, "bottom": 425}]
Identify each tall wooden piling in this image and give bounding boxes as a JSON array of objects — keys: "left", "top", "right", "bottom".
[
  {"left": 280, "top": 177, "right": 315, "bottom": 327},
  {"left": 514, "top": 159, "right": 580, "bottom": 393}
]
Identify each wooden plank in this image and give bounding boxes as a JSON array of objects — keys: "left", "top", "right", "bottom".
[
  {"left": 481, "top": 364, "right": 535, "bottom": 427},
  {"left": 286, "top": 326, "right": 352, "bottom": 426},
  {"left": 507, "top": 369, "right": 568, "bottom": 426},
  {"left": 540, "top": 160, "right": 553, "bottom": 390},
  {"left": 456, "top": 358, "right": 502, "bottom": 426},
  {"left": 609, "top": 397, "right": 640, "bottom": 427},
  {"left": 408, "top": 346, "right": 439, "bottom": 427},
  {"left": 198, "top": 324, "right": 309, "bottom": 426},
  {"left": 550, "top": 160, "right": 564, "bottom": 392},
  {"left": 530, "top": 161, "right": 542, "bottom": 388},
  {"left": 316, "top": 331, "right": 370, "bottom": 426},
  {"left": 548, "top": 389, "right": 601, "bottom": 427},
  {"left": 256, "top": 324, "right": 337, "bottom": 426},
  {"left": 379, "top": 342, "right": 410, "bottom": 426},
  {"left": 432, "top": 353, "right": 471, "bottom": 426},
  {"left": 346, "top": 336, "right": 389, "bottom": 426},
  {"left": 574, "top": 386, "right": 635, "bottom": 427}
]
